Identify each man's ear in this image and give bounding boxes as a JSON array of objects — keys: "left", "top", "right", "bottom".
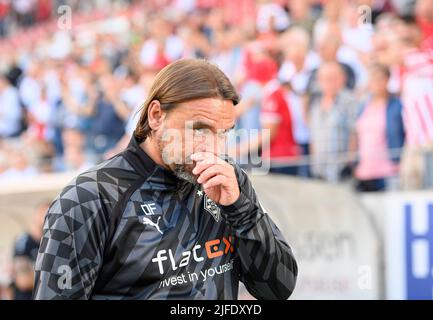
[{"left": 147, "top": 100, "right": 166, "bottom": 131}]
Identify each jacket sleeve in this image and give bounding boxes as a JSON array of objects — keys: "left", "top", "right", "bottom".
[
  {"left": 219, "top": 164, "right": 298, "bottom": 300},
  {"left": 33, "top": 179, "right": 109, "bottom": 300}
]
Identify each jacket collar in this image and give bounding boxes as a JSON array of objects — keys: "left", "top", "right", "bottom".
[{"left": 124, "top": 134, "right": 192, "bottom": 190}]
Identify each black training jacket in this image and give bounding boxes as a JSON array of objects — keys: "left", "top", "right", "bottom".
[{"left": 33, "top": 135, "right": 297, "bottom": 300}]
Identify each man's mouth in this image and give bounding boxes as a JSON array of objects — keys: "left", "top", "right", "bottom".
[{"left": 184, "top": 153, "right": 196, "bottom": 166}]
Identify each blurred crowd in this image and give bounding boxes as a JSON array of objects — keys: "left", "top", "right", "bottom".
[
  {"left": 0, "top": 0, "right": 130, "bottom": 37},
  {"left": 0, "top": 0, "right": 433, "bottom": 193}
]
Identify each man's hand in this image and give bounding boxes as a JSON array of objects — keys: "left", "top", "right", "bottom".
[{"left": 191, "top": 152, "right": 240, "bottom": 206}]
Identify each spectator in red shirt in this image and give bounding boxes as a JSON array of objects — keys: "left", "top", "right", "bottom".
[
  {"left": 35, "top": 0, "right": 52, "bottom": 23},
  {"left": 415, "top": 0, "right": 433, "bottom": 50},
  {"left": 260, "top": 79, "right": 299, "bottom": 175},
  {"left": 0, "top": 0, "right": 10, "bottom": 37},
  {"left": 229, "top": 43, "right": 278, "bottom": 169}
]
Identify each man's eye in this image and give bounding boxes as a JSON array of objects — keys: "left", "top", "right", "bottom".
[
  {"left": 192, "top": 128, "right": 230, "bottom": 138},
  {"left": 193, "top": 128, "right": 207, "bottom": 134},
  {"left": 217, "top": 130, "right": 230, "bottom": 139}
]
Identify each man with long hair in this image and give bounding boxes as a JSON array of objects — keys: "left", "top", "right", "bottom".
[{"left": 33, "top": 59, "right": 297, "bottom": 300}]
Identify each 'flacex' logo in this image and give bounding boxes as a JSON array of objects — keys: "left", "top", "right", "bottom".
[{"left": 151, "top": 236, "right": 235, "bottom": 274}]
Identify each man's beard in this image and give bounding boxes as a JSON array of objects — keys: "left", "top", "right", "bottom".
[
  {"left": 157, "top": 133, "right": 198, "bottom": 185},
  {"left": 173, "top": 163, "right": 198, "bottom": 184}
]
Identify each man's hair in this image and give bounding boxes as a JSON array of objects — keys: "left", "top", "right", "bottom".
[{"left": 134, "top": 59, "right": 240, "bottom": 142}]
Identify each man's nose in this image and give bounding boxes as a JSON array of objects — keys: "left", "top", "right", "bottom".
[
  {"left": 194, "top": 145, "right": 217, "bottom": 154},
  {"left": 194, "top": 142, "right": 222, "bottom": 156}
]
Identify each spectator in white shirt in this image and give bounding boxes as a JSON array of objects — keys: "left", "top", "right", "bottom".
[
  {"left": 256, "top": 0, "right": 290, "bottom": 33},
  {"left": 0, "top": 74, "right": 22, "bottom": 138}
]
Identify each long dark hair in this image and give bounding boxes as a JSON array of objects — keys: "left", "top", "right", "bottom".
[{"left": 134, "top": 59, "right": 240, "bottom": 142}]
